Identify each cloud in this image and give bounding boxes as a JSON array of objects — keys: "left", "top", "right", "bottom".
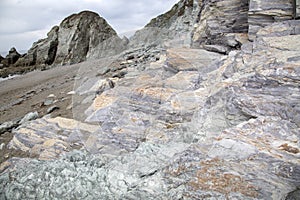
[{"left": 0, "top": 0, "right": 179, "bottom": 52}]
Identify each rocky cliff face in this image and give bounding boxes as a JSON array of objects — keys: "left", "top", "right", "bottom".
[
  {"left": 248, "top": 0, "right": 294, "bottom": 40},
  {"left": 192, "top": 0, "right": 296, "bottom": 52},
  {"left": 20, "top": 11, "right": 125, "bottom": 66},
  {"left": 192, "top": 0, "right": 249, "bottom": 53},
  {"left": 129, "top": 0, "right": 201, "bottom": 47},
  {"left": 0, "top": 11, "right": 127, "bottom": 77}
]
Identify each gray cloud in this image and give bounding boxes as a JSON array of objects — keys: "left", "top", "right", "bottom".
[{"left": 0, "top": 0, "right": 178, "bottom": 54}]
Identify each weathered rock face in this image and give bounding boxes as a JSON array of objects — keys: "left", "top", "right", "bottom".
[
  {"left": 130, "top": 0, "right": 201, "bottom": 48},
  {"left": 0, "top": 11, "right": 127, "bottom": 78},
  {"left": 192, "top": 0, "right": 249, "bottom": 53},
  {"left": 248, "top": 0, "right": 294, "bottom": 40},
  {"left": 15, "top": 26, "right": 59, "bottom": 67},
  {"left": 14, "top": 11, "right": 125, "bottom": 67},
  {"left": 1, "top": 1, "right": 300, "bottom": 199}
]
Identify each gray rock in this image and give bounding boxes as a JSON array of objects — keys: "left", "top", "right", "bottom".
[
  {"left": 130, "top": 0, "right": 200, "bottom": 48},
  {"left": 12, "top": 11, "right": 126, "bottom": 72},
  {"left": 43, "top": 99, "right": 54, "bottom": 106},
  {"left": 1, "top": 3, "right": 300, "bottom": 200},
  {"left": 0, "top": 143, "right": 5, "bottom": 150},
  {"left": 46, "top": 105, "right": 59, "bottom": 114},
  {"left": 192, "top": 0, "right": 249, "bottom": 51},
  {"left": 4, "top": 47, "right": 21, "bottom": 65},
  {"left": 19, "top": 111, "right": 38, "bottom": 124},
  {"left": 0, "top": 120, "right": 19, "bottom": 134},
  {"left": 248, "top": 0, "right": 293, "bottom": 40}
]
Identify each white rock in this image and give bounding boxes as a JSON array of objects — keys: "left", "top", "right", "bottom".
[
  {"left": 20, "top": 111, "right": 39, "bottom": 124},
  {"left": 67, "top": 91, "right": 76, "bottom": 95}
]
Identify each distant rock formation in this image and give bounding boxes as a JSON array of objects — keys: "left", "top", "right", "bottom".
[
  {"left": 16, "top": 11, "right": 126, "bottom": 66},
  {"left": 0, "top": 47, "right": 22, "bottom": 68},
  {"left": 0, "top": 11, "right": 127, "bottom": 77}
]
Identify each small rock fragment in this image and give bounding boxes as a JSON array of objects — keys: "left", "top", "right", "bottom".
[
  {"left": 20, "top": 111, "right": 39, "bottom": 124},
  {"left": 47, "top": 106, "right": 59, "bottom": 114}
]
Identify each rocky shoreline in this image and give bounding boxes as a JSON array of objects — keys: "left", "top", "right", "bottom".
[{"left": 1, "top": 0, "right": 300, "bottom": 199}]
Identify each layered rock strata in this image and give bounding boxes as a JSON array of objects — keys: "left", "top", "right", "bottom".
[{"left": 1, "top": 20, "right": 299, "bottom": 199}]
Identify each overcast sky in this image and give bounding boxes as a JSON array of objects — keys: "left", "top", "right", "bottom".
[{"left": 0, "top": 0, "right": 179, "bottom": 55}]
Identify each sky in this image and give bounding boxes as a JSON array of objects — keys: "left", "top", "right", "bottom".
[{"left": 0, "top": 0, "right": 179, "bottom": 55}]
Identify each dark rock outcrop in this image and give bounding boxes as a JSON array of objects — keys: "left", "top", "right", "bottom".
[{"left": 1, "top": 47, "right": 21, "bottom": 67}]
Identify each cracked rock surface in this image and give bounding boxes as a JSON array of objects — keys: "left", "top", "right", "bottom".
[{"left": 0, "top": 20, "right": 299, "bottom": 199}]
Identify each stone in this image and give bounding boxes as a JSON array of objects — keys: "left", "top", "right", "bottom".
[
  {"left": 130, "top": 0, "right": 201, "bottom": 48},
  {"left": 46, "top": 105, "right": 59, "bottom": 114},
  {"left": 0, "top": 143, "right": 5, "bottom": 150},
  {"left": 0, "top": 121, "right": 18, "bottom": 134},
  {"left": 19, "top": 111, "right": 39, "bottom": 124},
  {"left": 192, "top": 0, "right": 249, "bottom": 51},
  {"left": 67, "top": 91, "right": 76, "bottom": 95},
  {"left": 47, "top": 94, "right": 56, "bottom": 98},
  {"left": 43, "top": 99, "right": 54, "bottom": 106},
  {"left": 248, "top": 0, "right": 294, "bottom": 40},
  {"left": 1, "top": 2, "right": 300, "bottom": 199},
  {"left": 4, "top": 47, "right": 21, "bottom": 65},
  {"left": 6, "top": 11, "right": 126, "bottom": 77}
]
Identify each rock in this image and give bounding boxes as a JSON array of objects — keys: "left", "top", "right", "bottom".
[
  {"left": 43, "top": 99, "right": 54, "bottom": 106},
  {"left": 19, "top": 111, "right": 39, "bottom": 124},
  {"left": 286, "top": 189, "right": 300, "bottom": 200},
  {"left": 8, "top": 11, "right": 126, "bottom": 77},
  {"left": 67, "top": 91, "right": 76, "bottom": 95},
  {"left": 192, "top": 0, "right": 249, "bottom": 51},
  {"left": 0, "top": 119, "right": 20, "bottom": 134},
  {"left": 5, "top": 47, "right": 21, "bottom": 65},
  {"left": 48, "top": 104, "right": 59, "bottom": 112},
  {"left": 1, "top": 2, "right": 300, "bottom": 200},
  {"left": 0, "top": 143, "right": 5, "bottom": 150},
  {"left": 47, "top": 94, "right": 56, "bottom": 98},
  {"left": 203, "top": 45, "right": 229, "bottom": 54},
  {"left": 130, "top": 0, "right": 201, "bottom": 48},
  {"left": 248, "top": 0, "right": 294, "bottom": 40},
  {"left": 46, "top": 105, "right": 59, "bottom": 114},
  {"left": 8, "top": 116, "right": 98, "bottom": 160}
]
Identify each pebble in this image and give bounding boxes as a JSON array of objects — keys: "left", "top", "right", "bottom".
[
  {"left": 47, "top": 94, "right": 56, "bottom": 98},
  {"left": 0, "top": 143, "right": 5, "bottom": 150},
  {"left": 19, "top": 111, "right": 39, "bottom": 124},
  {"left": 47, "top": 106, "right": 59, "bottom": 114},
  {"left": 67, "top": 91, "right": 76, "bottom": 95}
]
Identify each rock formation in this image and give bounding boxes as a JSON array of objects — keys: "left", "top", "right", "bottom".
[
  {"left": 130, "top": 0, "right": 201, "bottom": 47},
  {"left": 0, "top": 0, "right": 300, "bottom": 199},
  {"left": 0, "top": 47, "right": 21, "bottom": 68},
  {"left": 0, "top": 11, "right": 127, "bottom": 78}
]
